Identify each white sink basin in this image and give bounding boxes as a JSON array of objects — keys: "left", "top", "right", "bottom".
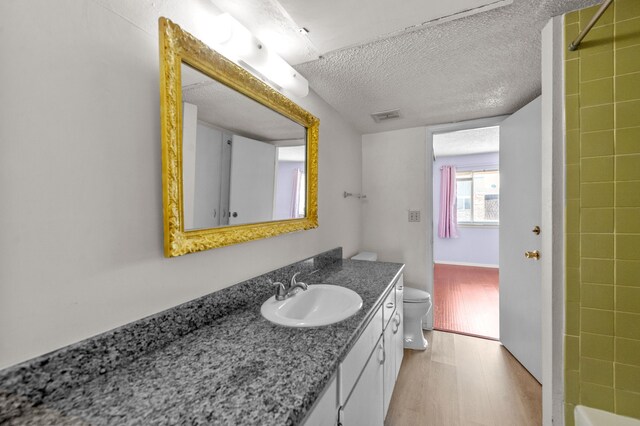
[{"left": 261, "top": 284, "right": 363, "bottom": 327}]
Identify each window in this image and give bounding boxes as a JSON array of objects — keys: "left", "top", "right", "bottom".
[{"left": 456, "top": 170, "right": 499, "bottom": 224}]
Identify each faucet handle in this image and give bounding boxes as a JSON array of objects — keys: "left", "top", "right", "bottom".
[
  {"left": 291, "top": 272, "right": 301, "bottom": 287},
  {"left": 290, "top": 272, "right": 308, "bottom": 292},
  {"left": 272, "top": 280, "right": 287, "bottom": 300}
]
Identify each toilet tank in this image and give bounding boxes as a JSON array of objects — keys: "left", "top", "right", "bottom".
[{"left": 351, "top": 252, "right": 378, "bottom": 261}]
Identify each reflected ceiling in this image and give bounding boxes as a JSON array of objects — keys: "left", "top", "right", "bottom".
[{"left": 181, "top": 63, "right": 304, "bottom": 142}]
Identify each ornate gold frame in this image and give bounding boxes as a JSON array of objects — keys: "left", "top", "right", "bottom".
[{"left": 158, "top": 18, "right": 319, "bottom": 257}]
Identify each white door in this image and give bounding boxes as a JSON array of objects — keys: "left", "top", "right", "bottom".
[
  {"left": 499, "top": 96, "right": 542, "bottom": 382},
  {"left": 219, "top": 132, "right": 233, "bottom": 226},
  {"left": 229, "top": 135, "right": 276, "bottom": 225},
  {"left": 193, "top": 123, "right": 222, "bottom": 229}
]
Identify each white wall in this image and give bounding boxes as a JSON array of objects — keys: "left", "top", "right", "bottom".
[
  {"left": 361, "top": 127, "right": 433, "bottom": 328},
  {"left": 0, "top": 0, "right": 363, "bottom": 368}
]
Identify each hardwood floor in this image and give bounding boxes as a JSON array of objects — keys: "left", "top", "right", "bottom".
[
  {"left": 385, "top": 331, "right": 541, "bottom": 426},
  {"left": 434, "top": 264, "right": 499, "bottom": 340}
]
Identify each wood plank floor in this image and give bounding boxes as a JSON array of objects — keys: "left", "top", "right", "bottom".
[
  {"left": 434, "top": 264, "right": 499, "bottom": 340},
  {"left": 385, "top": 331, "right": 541, "bottom": 426}
]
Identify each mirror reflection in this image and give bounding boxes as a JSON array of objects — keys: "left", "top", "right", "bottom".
[{"left": 181, "top": 63, "right": 307, "bottom": 231}]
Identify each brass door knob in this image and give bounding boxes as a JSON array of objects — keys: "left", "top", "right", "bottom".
[{"left": 525, "top": 250, "right": 540, "bottom": 260}]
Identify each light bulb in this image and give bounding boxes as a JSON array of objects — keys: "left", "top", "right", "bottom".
[{"left": 205, "top": 13, "right": 308, "bottom": 97}]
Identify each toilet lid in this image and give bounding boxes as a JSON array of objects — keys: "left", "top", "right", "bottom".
[
  {"left": 404, "top": 287, "right": 431, "bottom": 303},
  {"left": 351, "top": 251, "right": 378, "bottom": 261}
]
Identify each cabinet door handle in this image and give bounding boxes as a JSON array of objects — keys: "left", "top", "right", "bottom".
[
  {"left": 392, "top": 312, "right": 401, "bottom": 333},
  {"left": 378, "top": 342, "right": 385, "bottom": 364},
  {"left": 386, "top": 302, "right": 394, "bottom": 309}
]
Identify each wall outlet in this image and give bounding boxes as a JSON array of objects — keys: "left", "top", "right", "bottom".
[{"left": 408, "top": 210, "right": 421, "bottom": 222}]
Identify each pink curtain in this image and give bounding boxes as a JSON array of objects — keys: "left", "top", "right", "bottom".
[{"left": 438, "top": 166, "right": 458, "bottom": 239}]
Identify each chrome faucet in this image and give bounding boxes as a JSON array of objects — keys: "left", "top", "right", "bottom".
[{"left": 271, "top": 272, "right": 308, "bottom": 301}]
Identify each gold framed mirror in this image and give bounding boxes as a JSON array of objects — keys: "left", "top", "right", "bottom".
[{"left": 159, "top": 18, "right": 319, "bottom": 257}]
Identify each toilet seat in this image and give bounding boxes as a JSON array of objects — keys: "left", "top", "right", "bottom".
[{"left": 404, "top": 287, "right": 430, "bottom": 303}]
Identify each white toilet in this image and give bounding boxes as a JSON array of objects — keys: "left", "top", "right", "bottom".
[
  {"left": 403, "top": 287, "right": 432, "bottom": 350},
  {"left": 350, "top": 251, "right": 432, "bottom": 350}
]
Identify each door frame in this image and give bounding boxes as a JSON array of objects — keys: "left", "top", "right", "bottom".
[
  {"left": 425, "top": 115, "right": 508, "bottom": 330},
  {"left": 426, "top": 79, "right": 563, "bottom": 426},
  {"left": 541, "top": 15, "right": 565, "bottom": 426},
  {"left": 423, "top": 17, "right": 564, "bottom": 426}
]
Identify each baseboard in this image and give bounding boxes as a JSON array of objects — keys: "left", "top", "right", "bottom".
[{"left": 435, "top": 261, "right": 499, "bottom": 269}]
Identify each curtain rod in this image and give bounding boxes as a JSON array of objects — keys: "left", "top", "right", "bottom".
[{"left": 569, "top": 0, "right": 614, "bottom": 51}]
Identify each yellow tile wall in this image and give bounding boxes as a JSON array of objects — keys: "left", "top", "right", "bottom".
[{"left": 565, "top": 1, "right": 640, "bottom": 424}]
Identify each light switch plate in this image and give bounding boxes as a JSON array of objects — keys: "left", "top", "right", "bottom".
[{"left": 408, "top": 210, "right": 421, "bottom": 222}]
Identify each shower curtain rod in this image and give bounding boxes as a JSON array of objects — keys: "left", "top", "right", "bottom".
[{"left": 569, "top": 0, "right": 614, "bottom": 51}]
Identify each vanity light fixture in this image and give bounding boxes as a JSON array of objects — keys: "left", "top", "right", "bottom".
[{"left": 206, "top": 13, "right": 309, "bottom": 98}]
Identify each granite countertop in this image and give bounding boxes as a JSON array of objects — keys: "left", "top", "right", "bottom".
[{"left": 0, "top": 256, "right": 404, "bottom": 425}]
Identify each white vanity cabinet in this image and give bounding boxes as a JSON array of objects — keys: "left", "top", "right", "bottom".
[
  {"left": 339, "top": 274, "right": 406, "bottom": 426},
  {"left": 302, "top": 274, "right": 404, "bottom": 426}
]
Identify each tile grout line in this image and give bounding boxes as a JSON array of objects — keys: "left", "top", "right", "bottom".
[
  {"left": 580, "top": 70, "right": 640, "bottom": 84},
  {"left": 612, "top": 4, "right": 618, "bottom": 411},
  {"left": 577, "top": 12, "right": 583, "bottom": 409}
]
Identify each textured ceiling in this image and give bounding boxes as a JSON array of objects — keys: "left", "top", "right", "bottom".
[
  {"left": 278, "top": 0, "right": 512, "bottom": 54},
  {"left": 291, "top": 0, "right": 598, "bottom": 134},
  {"left": 433, "top": 126, "right": 500, "bottom": 158}
]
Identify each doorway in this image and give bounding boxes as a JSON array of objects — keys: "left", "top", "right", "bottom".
[{"left": 432, "top": 124, "right": 501, "bottom": 340}]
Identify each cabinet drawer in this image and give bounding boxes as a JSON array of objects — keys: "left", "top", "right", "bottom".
[
  {"left": 382, "top": 286, "right": 396, "bottom": 330},
  {"left": 340, "top": 305, "right": 383, "bottom": 404}
]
